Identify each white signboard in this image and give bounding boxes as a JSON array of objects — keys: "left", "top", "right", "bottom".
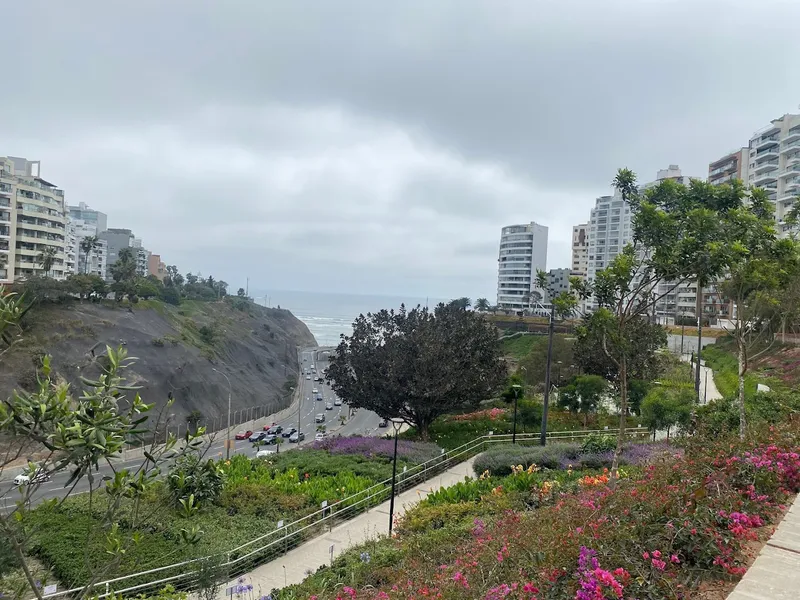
[
  {"left": 321, "top": 500, "right": 328, "bottom": 509},
  {"left": 277, "top": 520, "right": 284, "bottom": 529},
  {"left": 43, "top": 585, "right": 57, "bottom": 595}
]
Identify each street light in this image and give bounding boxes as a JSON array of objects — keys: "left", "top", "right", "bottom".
[
  {"left": 212, "top": 368, "right": 233, "bottom": 460},
  {"left": 511, "top": 384, "right": 522, "bottom": 444},
  {"left": 388, "top": 417, "right": 404, "bottom": 535}
]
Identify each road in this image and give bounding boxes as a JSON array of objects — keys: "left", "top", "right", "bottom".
[{"left": 0, "top": 347, "right": 383, "bottom": 510}]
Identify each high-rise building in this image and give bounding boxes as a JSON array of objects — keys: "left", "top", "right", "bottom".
[
  {"left": 148, "top": 254, "right": 166, "bottom": 281},
  {"left": 66, "top": 218, "right": 107, "bottom": 278},
  {"left": 708, "top": 148, "right": 750, "bottom": 187},
  {"left": 68, "top": 202, "right": 107, "bottom": 234},
  {"left": 585, "top": 192, "right": 633, "bottom": 311},
  {"left": 135, "top": 247, "right": 150, "bottom": 277},
  {"left": 571, "top": 224, "right": 589, "bottom": 280},
  {"left": 496, "top": 222, "right": 548, "bottom": 311},
  {"left": 747, "top": 113, "right": 800, "bottom": 236},
  {"left": 98, "top": 228, "right": 134, "bottom": 280},
  {"left": 0, "top": 156, "right": 67, "bottom": 282}
]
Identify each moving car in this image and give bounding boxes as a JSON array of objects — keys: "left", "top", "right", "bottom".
[
  {"left": 312, "top": 388, "right": 318, "bottom": 394},
  {"left": 325, "top": 403, "right": 333, "bottom": 411},
  {"left": 333, "top": 399, "right": 342, "bottom": 406},
  {"left": 306, "top": 376, "right": 311, "bottom": 380},
  {"left": 263, "top": 433, "right": 277, "bottom": 444},
  {"left": 316, "top": 395, "right": 323, "bottom": 401},
  {"left": 267, "top": 425, "right": 283, "bottom": 435},
  {"left": 281, "top": 427, "right": 297, "bottom": 438},
  {"left": 256, "top": 449, "right": 275, "bottom": 458},
  {"left": 14, "top": 468, "right": 49, "bottom": 486},
  {"left": 289, "top": 431, "right": 305, "bottom": 443},
  {"left": 235, "top": 430, "right": 253, "bottom": 440},
  {"left": 248, "top": 431, "right": 267, "bottom": 443},
  {"left": 314, "top": 432, "right": 325, "bottom": 441},
  {"left": 378, "top": 420, "right": 388, "bottom": 428},
  {"left": 315, "top": 413, "right": 326, "bottom": 423}
]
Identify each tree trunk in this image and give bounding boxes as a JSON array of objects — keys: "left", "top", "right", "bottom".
[
  {"left": 694, "top": 286, "right": 702, "bottom": 402},
  {"left": 417, "top": 420, "right": 430, "bottom": 442},
  {"left": 738, "top": 339, "right": 747, "bottom": 440},
  {"left": 610, "top": 357, "right": 627, "bottom": 489}
]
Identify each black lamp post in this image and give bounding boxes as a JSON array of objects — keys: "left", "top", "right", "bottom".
[
  {"left": 388, "top": 418, "right": 403, "bottom": 535},
  {"left": 511, "top": 384, "right": 522, "bottom": 444}
]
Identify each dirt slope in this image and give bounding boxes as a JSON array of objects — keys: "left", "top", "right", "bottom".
[{"left": 0, "top": 298, "right": 317, "bottom": 428}]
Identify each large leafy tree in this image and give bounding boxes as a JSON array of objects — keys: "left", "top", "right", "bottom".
[
  {"left": 718, "top": 188, "right": 800, "bottom": 438},
  {"left": 558, "top": 374, "right": 607, "bottom": 416},
  {"left": 326, "top": 303, "right": 507, "bottom": 439},
  {"left": 474, "top": 298, "right": 490, "bottom": 312}
]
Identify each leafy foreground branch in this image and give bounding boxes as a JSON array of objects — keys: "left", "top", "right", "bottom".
[{"left": 0, "top": 287, "right": 208, "bottom": 600}]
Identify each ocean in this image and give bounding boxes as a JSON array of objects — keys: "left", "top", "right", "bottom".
[{"left": 251, "top": 290, "right": 449, "bottom": 347}]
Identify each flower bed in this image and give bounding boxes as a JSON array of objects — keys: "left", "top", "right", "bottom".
[{"left": 278, "top": 424, "right": 800, "bottom": 599}]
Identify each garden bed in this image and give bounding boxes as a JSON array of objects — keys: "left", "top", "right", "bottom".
[
  {"left": 277, "top": 423, "right": 800, "bottom": 599},
  {"left": 22, "top": 437, "right": 441, "bottom": 589}
]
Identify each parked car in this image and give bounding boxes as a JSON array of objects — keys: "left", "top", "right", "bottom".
[
  {"left": 263, "top": 433, "right": 277, "bottom": 444},
  {"left": 256, "top": 449, "right": 275, "bottom": 458},
  {"left": 325, "top": 403, "right": 333, "bottom": 411},
  {"left": 267, "top": 425, "right": 283, "bottom": 435},
  {"left": 248, "top": 431, "right": 267, "bottom": 443},
  {"left": 262, "top": 422, "right": 279, "bottom": 431},
  {"left": 235, "top": 430, "right": 253, "bottom": 440},
  {"left": 315, "top": 413, "right": 326, "bottom": 423},
  {"left": 289, "top": 431, "right": 305, "bottom": 443},
  {"left": 281, "top": 427, "right": 297, "bottom": 438},
  {"left": 378, "top": 420, "right": 388, "bottom": 428},
  {"left": 333, "top": 399, "right": 342, "bottom": 406},
  {"left": 315, "top": 432, "right": 325, "bottom": 441}
]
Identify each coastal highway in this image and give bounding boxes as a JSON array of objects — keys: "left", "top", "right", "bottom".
[{"left": 0, "top": 347, "right": 384, "bottom": 510}]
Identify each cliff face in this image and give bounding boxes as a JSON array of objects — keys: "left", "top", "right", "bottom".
[{"left": 0, "top": 298, "right": 317, "bottom": 427}]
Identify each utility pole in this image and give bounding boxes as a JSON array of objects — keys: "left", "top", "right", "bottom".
[
  {"left": 540, "top": 301, "right": 556, "bottom": 446},
  {"left": 246, "top": 277, "right": 249, "bottom": 297}
]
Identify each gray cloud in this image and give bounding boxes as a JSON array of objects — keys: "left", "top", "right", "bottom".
[{"left": 3, "top": 0, "right": 800, "bottom": 300}]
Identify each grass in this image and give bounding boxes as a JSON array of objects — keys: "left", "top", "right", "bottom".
[
  {"left": 500, "top": 334, "right": 546, "bottom": 360},
  {"left": 701, "top": 344, "right": 758, "bottom": 399}
]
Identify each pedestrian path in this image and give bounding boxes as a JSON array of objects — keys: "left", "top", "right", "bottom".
[
  {"left": 227, "top": 457, "right": 477, "bottom": 596},
  {"left": 681, "top": 354, "right": 723, "bottom": 405},
  {"left": 728, "top": 493, "right": 800, "bottom": 599}
]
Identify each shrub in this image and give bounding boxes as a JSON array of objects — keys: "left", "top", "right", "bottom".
[
  {"left": 151, "top": 337, "right": 165, "bottom": 347},
  {"left": 580, "top": 433, "right": 616, "bottom": 454},
  {"left": 473, "top": 443, "right": 581, "bottom": 476},
  {"left": 198, "top": 325, "right": 216, "bottom": 345},
  {"left": 167, "top": 455, "right": 225, "bottom": 506}
]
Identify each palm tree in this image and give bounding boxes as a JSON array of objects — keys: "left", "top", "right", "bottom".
[
  {"left": 474, "top": 298, "right": 490, "bottom": 312},
  {"left": 79, "top": 235, "right": 99, "bottom": 274},
  {"left": 36, "top": 246, "right": 58, "bottom": 278}
]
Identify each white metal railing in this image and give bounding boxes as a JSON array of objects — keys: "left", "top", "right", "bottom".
[{"left": 37, "top": 427, "right": 648, "bottom": 600}]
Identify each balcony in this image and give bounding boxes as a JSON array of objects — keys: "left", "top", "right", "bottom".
[
  {"left": 781, "top": 140, "right": 800, "bottom": 154},
  {"left": 753, "top": 159, "right": 779, "bottom": 174},
  {"left": 752, "top": 170, "right": 779, "bottom": 187},
  {"left": 779, "top": 164, "right": 800, "bottom": 179},
  {"left": 754, "top": 135, "right": 780, "bottom": 151},
  {"left": 784, "top": 128, "right": 800, "bottom": 144}
]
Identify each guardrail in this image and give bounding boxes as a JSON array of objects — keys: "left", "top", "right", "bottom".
[{"left": 40, "top": 427, "right": 649, "bottom": 599}]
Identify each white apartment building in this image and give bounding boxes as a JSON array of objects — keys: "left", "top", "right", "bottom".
[
  {"left": 496, "top": 222, "right": 548, "bottom": 311},
  {"left": 708, "top": 148, "right": 750, "bottom": 187},
  {"left": 585, "top": 193, "right": 633, "bottom": 311},
  {"left": 571, "top": 223, "right": 589, "bottom": 280},
  {"left": 0, "top": 157, "right": 67, "bottom": 282},
  {"left": 65, "top": 217, "right": 108, "bottom": 278},
  {"left": 747, "top": 113, "right": 800, "bottom": 236}
]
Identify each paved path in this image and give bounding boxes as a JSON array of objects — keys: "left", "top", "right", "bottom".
[
  {"left": 682, "top": 354, "right": 723, "bottom": 405},
  {"left": 728, "top": 494, "right": 800, "bottom": 599},
  {"left": 227, "top": 457, "right": 477, "bottom": 596}
]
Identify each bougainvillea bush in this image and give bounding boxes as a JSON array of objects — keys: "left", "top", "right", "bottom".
[{"left": 277, "top": 422, "right": 800, "bottom": 599}]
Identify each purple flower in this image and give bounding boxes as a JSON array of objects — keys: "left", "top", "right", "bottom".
[{"left": 310, "top": 435, "right": 440, "bottom": 463}]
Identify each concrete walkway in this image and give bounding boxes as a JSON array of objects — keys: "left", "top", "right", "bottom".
[
  {"left": 227, "top": 457, "right": 476, "bottom": 595},
  {"left": 728, "top": 494, "right": 800, "bottom": 599},
  {"left": 682, "top": 354, "right": 723, "bottom": 405}
]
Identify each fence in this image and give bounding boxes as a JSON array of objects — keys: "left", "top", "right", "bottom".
[{"left": 40, "top": 427, "right": 649, "bottom": 600}]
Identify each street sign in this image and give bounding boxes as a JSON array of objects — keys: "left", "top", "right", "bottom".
[
  {"left": 277, "top": 520, "right": 284, "bottom": 529},
  {"left": 321, "top": 500, "right": 328, "bottom": 509},
  {"left": 43, "top": 585, "right": 57, "bottom": 595}
]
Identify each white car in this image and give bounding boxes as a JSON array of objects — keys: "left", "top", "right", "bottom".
[
  {"left": 306, "top": 376, "right": 311, "bottom": 380},
  {"left": 14, "top": 469, "right": 49, "bottom": 486},
  {"left": 334, "top": 399, "right": 342, "bottom": 406},
  {"left": 315, "top": 432, "right": 325, "bottom": 441},
  {"left": 312, "top": 388, "right": 318, "bottom": 394},
  {"left": 256, "top": 449, "right": 276, "bottom": 458}
]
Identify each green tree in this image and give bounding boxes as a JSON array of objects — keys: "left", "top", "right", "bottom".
[
  {"left": 186, "top": 410, "right": 203, "bottom": 433},
  {"left": 167, "top": 454, "right": 225, "bottom": 507},
  {"left": 474, "top": 298, "right": 490, "bottom": 312},
  {"left": 518, "top": 335, "right": 574, "bottom": 389},
  {"left": 449, "top": 297, "right": 471, "bottom": 310},
  {"left": 326, "top": 302, "right": 507, "bottom": 440},
  {"left": 79, "top": 235, "right": 99, "bottom": 274},
  {"left": 237, "top": 287, "right": 246, "bottom": 297},
  {"left": 110, "top": 247, "right": 138, "bottom": 301},
  {"left": 558, "top": 374, "right": 607, "bottom": 417},
  {"left": 718, "top": 187, "right": 800, "bottom": 438},
  {"left": 134, "top": 276, "right": 161, "bottom": 300},
  {"left": 36, "top": 246, "right": 58, "bottom": 277},
  {"left": 640, "top": 386, "right": 693, "bottom": 439}
]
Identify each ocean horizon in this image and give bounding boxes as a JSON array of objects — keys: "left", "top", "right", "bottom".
[{"left": 249, "top": 289, "right": 450, "bottom": 346}]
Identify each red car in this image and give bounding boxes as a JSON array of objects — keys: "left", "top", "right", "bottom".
[
  {"left": 262, "top": 422, "right": 279, "bottom": 432},
  {"left": 235, "top": 430, "right": 253, "bottom": 440}
]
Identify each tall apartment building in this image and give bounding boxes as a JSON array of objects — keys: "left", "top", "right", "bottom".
[
  {"left": 496, "top": 222, "right": 548, "bottom": 311},
  {"left": 66, "top": 218, "right": 107, "bottom": 278},
  {"left": 585, "top": 193, "right": 633, "bottom": 311},
  {"left": 98, "top": 228, "right": 134, "bottom": 280},
  {"left": 708, "top": 148, "right": 750, "bottom": 187},
  {"left": 571, "top": 224, "right": 589, "bottom": 280},
  {"left": 68, "top": 202, "right": 107, "bottom": 235},
  {"left": 135, "top": 248, "right": 150, "bottom": 277},
  {"left": 747, "top": 113, "right": 800, "bottom": 236},
  {"left": 0, "top": 157, "right": 67, "bottom": 282}
]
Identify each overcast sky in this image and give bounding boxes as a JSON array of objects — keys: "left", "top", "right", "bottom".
[{"left": 3, "top": 1, "right": 800, "bottom": 301}]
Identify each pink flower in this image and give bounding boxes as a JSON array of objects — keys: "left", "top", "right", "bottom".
[
  {"left": 651, "top": 550, "right": 662, "bottom": 559},
  {"left": 642, "top": 552, "right": 650, "bottom": 560},
  {"left": 343, "top": 586, "right": 356, "bottom": 598},
  {"left": 652, "top": 559, "right": 667, "bottom": 571},
  {"left": 670, "top": 554, "right": 680, "bottom": 564}
]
